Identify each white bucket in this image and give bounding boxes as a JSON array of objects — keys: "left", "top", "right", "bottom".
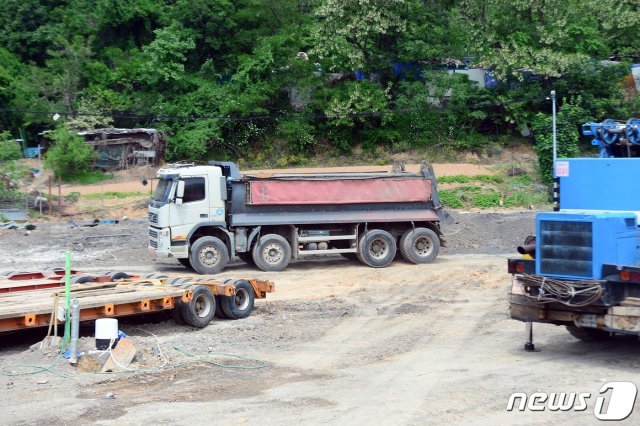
[{"left": 95, "top": 318, "right": 118, "bottom": 350}]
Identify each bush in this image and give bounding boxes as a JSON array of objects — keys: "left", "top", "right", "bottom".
[
  {"left": 532, "top": 100, "right": 585, "bottom": 183},
  {"left": 0, "top": 131, "right": 21, "bottom": 161},
  {"left": 43, "top": 126, "right": 95, "bottom": 179}
]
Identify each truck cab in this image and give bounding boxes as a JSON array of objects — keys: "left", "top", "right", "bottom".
[{"left": 148, "top": 164, "right": 227, "bottom": 264}]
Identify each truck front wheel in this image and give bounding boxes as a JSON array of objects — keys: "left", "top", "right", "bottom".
[
  {"left": 400, "top": 227, "right": 440, "bottom": 264},
  {"left": 358, "top": 229, "right": 397, "bottom": 268},
  {"left": 253, "top": 234, "right": 291, "bottom": 271},
  {"left": 190, "top": 236, "right": 229, "bottom": 274}
]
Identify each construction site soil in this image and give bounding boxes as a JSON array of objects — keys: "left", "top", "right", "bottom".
[{"left": 1, "top": 160, "right": 639, "bottom": 424}]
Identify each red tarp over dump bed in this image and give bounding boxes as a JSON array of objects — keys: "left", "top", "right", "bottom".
[{"left": 248, "top": 179, "right": 432, "bottom": 205}]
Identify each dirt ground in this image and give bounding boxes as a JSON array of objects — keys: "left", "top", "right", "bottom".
[{"left": 1, "top": 208, "right": 639, "bottom": 425}]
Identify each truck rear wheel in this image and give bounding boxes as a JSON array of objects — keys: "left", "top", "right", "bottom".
[
  {"left": 190, "top": 236, "right": 229, "bottom": 274},
  {"left": 400, "top": 227, "right": 440, "bottom": 264},
  {"left": 253, "top": 234, "right": 291, "bottom": 272},
  {"left": 566, "top": 325, "right": 611, "bottom": 341},
  {"left": 358, "top": 229, "right": 396, "bottom": 268}
]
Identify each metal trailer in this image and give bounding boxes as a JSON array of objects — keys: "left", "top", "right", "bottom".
[
  {"left": 0, "top": 270, "right": 275, "bottom": 333},
  {"left": 508, "top": 119, "right": 640, "bottom": 349},
  {"left": 148, "top": 161, "right": 445, "bottom": 274}
]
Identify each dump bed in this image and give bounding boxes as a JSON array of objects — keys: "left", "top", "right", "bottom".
[{"left": 213, "top": 162, "right": 443, "bottom": 227}]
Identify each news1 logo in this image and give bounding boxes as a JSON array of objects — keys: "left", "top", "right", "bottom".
[{"left": 507, "top": 382, "right": 638, "bottom": 421}]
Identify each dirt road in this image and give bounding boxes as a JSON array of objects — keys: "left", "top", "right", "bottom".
[{"left": 1, "top": 211, "right": 639, "bottom": 424}]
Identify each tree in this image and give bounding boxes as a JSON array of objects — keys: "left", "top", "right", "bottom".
[{"left": 44, "top": 126, "right": 96, "bottom": 179}]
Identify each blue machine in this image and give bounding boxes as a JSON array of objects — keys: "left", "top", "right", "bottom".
[
  {"left": 536, "top": 155, "right": 640, "bottom": 280},
  {"left": 582, "top": 118, "right": 640, "bottom": 157}
]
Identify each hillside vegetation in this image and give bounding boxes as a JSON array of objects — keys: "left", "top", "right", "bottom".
[{"left": 1, "top": 0, "right": 640, "bottom": 171}]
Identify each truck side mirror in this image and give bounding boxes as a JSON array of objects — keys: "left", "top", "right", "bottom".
[{"left": 175, "top": 180, "right": 185, "bottom": 204}]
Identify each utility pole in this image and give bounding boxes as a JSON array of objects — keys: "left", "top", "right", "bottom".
[{"left": 551, "top": 90, "right": 557, "bottom": 176}]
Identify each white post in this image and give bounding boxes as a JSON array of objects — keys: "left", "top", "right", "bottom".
[{"left": 551, "top": 90, "right": 557, "bottom": 177}]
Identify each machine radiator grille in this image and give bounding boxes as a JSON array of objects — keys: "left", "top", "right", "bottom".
[
  {"left": 539, "top": 220, "right": 593, "bottom": 278},
  {"left": 149, "top": 239, "right": 158, "bottom": 248},
  {"left": 148, "top": 212, "right": 158, "bottom": 224}
]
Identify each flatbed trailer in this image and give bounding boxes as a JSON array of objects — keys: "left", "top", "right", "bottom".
[{"left": 0, "top": 271, "right": 275, "bottom": 333}]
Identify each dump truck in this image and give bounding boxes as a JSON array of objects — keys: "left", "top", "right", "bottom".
[
  {"left": 508, "top": 119, "right": 640, "bottom": 347},
  {"left": 148, "top": 161, "right": 445, "bottom": 274}
]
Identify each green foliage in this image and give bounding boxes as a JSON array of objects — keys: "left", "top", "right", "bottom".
[
  {"left": 65, "top": 171, "right": 114, "bottom": 185},
  {"left": 84, "top": 191, "right": 145, "bottom": 199},
  {"left": 2, "top": 0, "right": 640, "bottom": 163},
  {"left": 0, "top": 131, "right": 22, "bottom": 161},
  {"left": 532, "top": 100, "right": 586, "bottom": 183},
  {"left": 438, "top": 174, "right": 504, "bottom": 184},
  {"left": 43, "top": 126, "right": 96, "bottom": 179}
]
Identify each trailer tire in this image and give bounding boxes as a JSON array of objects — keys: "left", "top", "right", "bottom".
[
  {"left": 220, "top": 280, "right": 255, "bottom": 320},
  {"left": 190, "top": 236, "right": 229, "bottom": 275},
  {"left": 70, "top": 275, "right": 94, "bottom": 285},
  {"left": 177, "top": 258, "right": 193, "bottom": 270},
  {"left": 180, "top": 285, "right": 216, "bottom": 328},
  {"left": 252, "top": 234, "right": 291, "bottom": 272},
  {"left": 566, "top": 325, "right": 610, "bottom": 341},
  {"left": 172, "top": 301, "right": 186, "bottom": 325},
  {"left": 400, "top": 228, "right": 440, "bottom": 264},
  {"left": 358, "top": 229, "right": 397, "bottom": 268},
  {"left": 214, "top": 295, "right": 228, "bottom": 319}
]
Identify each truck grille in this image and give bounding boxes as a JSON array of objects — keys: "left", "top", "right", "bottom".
[
  {"left": 149, "top": 229, "right": 158, "bottom": 238},
  {"left": 149, "top": 239, "right": 158, "bottom": 248},
  {"left": 148, "top": 212, "right": 158, "bottom": 224},
  {"left": 539, "top": 220, "right": 592, "bottom": 278}
]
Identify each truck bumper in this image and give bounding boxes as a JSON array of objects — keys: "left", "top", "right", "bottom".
[
  {"left": 509, "top": 276, "right": 640, "bottom": 335},
  {"left": 148, "top": 226, "right": 172, "bottom": 257}
]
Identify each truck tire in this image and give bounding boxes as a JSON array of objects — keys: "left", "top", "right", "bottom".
[
  {"left": 358, "top": 229, "right": 397, "bottom": 268},
  {"left": 566, "top": 325, "right": 611, "bottom": 341},
  {"left": 180, "top": 285, "right": 216, "bottom": 328},
  {"left": 238, "top": 252, "right": 255, "bottom": 266},
  {"left": 252, "top": 234, "right": 291, "bottom": 272},
  {"left": 190, "top": 236, "right": 229, "bottom": 274},
  {"left": 177, "top": 258, "right": 193, "bottom": 270},
  {"left": 341, "top": 253, "right": 358, "bottom": 261},
  {"left": 399, "top": 227, "right": 440, "bottom": 264},
  {"left": 220, "top": 280, "right": 255, "bottom": 320}
]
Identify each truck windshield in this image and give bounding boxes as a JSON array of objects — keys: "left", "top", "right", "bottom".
[{"left": 153, "top": 179, "right": 173, "bottom": 203}]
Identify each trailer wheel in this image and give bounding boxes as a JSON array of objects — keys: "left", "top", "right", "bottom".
[
  {"left": 70, "top": 275, "right": 94, "bottom": 285},
  {"left": 400, "top": 228, "right": 440, "bottom": 264},
  {"left": 214, "top": 295, "right": 228, "bottom": 319},
  {"left": 566, "top": 325, "right": 611, "bottom": 341},
  {"left": 358, "top": 230, "right": 396, "bottom": 268},
  {"left": 172, "top": 301, "right": 186, "bottom": 325},
  {"left": 180, "top": 285, "right": 216, "bottom": 328},
  {"left": 190, "top": 236, "right": 229, "bottom": 274},
  {"left": 252, "top": 234, "right": 291, "bottom": 272},
  {"left": 220, "top": 280, "right": 255, "bottom": 320}
]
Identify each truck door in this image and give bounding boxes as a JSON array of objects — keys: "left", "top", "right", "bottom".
[{"left": 169, "top": 176, "right": 209, "bottom": 237}]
